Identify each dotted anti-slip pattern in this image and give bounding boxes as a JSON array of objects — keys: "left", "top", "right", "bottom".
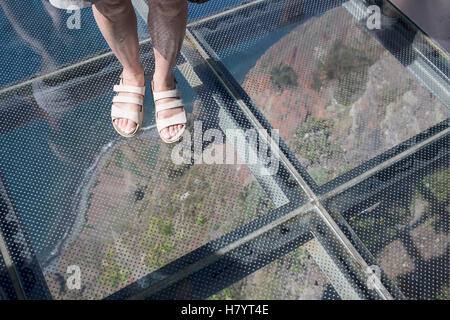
[
  {"left": 0, "top": 16, "right": 311, "bottom": 298},
  {"left": 325, "top": 146, "right": 450, "bottom": 300},
  {"left": 0, "top": 57, "right": 287, "bottom": 299},
  {"left": 189, "top": 0, "right": 450, "bottom": 300},
  {"left": 191, "top": 0, "right": 449, "bottom": 188},
  {"left": 0, "top": 0, "right": 448, "bottom": 300},
  {"left": 144, "top": 210, "right": 353, "bottom": 300},
  {"left": 205, "top": 222, "right": 343, "bottom": 301},
  {"left": 0, "top": 253, "right": 18, "bottom": 300},
  {"left": 207, "top": 243, "right": 335, "bottom": 301}
]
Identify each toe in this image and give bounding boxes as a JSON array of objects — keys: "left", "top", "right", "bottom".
[
  {"left": 161, "top": 127, "right": 170, "bottom": 140},
  {"left": 120, "top": 119, "right": 129, "bottom": 133},
  {"left": 125, "top": 120, "right": 136, "bottom": 134},
  {"left": 170, "top": 125, "right": 176, "bottom": 137},
  {"left": 118, "top": 119, "right": 126, "bottom": 131},
  {"left": 166, "top": 128, "right": 173, "bottom": 139}
]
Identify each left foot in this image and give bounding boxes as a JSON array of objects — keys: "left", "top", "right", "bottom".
[{"left": 153, "top": 73, "right": 185, "bottom": 141}]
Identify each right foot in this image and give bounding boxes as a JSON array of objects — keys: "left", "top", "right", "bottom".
[{"left": 113, "top": 70, "right": 145, "bottom": 135}]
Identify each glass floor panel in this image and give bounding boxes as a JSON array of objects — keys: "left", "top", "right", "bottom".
[
  {"left": 189, "top": 0, "right": 450, "bottom": 187},
  {"left": 208, "top": 239, "right": 342, "bottom": 300},
  {"left": 324, "top": 146, "right": 450, "bottom": 299},
  {"left": 0, "top": 36, "right": 311, "bottom": 298},
  {"left": 0, "top": 0, "right": 449, "bottom": 300},
  {"left": 123, "top": 206, "right": 381, "bottom": 300}
]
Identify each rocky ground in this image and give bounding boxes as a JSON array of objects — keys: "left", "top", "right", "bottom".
[
  {"left": 42, "top": 6, "right": 449, "bottom": 300},
  {"left": 44, "top": 106, "right": 274, "bottom": 299},
  {"left": 242, "top": 6, "right": 449, "bottom": 185}
]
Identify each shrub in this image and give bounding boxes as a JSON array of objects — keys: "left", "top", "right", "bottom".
[
  {"left": 294, "top": 117, "right": 342, "bottom": 164},
  {"left": 270, "top": 64, "right": 298, "bottom": 91},
  {"left": 314, "top": 40, "right": 379, "bottom": 105},
  {"left": 159, "top": 220, "right": 174, "bottom": 237}
]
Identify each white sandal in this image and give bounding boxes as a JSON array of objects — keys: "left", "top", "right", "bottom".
[
  {"left": 111, "top": 75, "right": 145, "bottom": 138},
  {"left": 152, "top": 79, "right": 187, "bottom": 144}
]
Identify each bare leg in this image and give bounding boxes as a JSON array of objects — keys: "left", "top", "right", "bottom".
[
  {"left": 148, "top": 0, "right": 188, "bottom": 140},
  {"left": 93, "top": 0, "right": 145, "bottom": 134}
]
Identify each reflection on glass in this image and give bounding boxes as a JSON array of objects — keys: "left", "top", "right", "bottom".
[
  {"left": 0, "top": 0, "right": 107, "bottom": 88},
  {"left": 347, "top": 164, "right": 449, "bottom": 299},
  {"left": 209, "top": 241, "right": 340, "bottom": 300}
]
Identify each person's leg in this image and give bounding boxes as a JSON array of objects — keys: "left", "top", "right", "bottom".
[
  {"left": 93, "top": 0, "right": 144, "bottom": 134},
  {"left": 148, "top": 0, "right": 188, "bottom": 140}
]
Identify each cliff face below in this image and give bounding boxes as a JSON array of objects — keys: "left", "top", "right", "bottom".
[{"left": 242, "top": 7, "right": 449, "bottom": 184}]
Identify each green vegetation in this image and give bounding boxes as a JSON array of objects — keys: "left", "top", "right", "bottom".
[
  {"left": 207, "top": 245, "right": 324, "bottom": 300},
  {"left": 311, "top": 40, "right": 379, "bottom": 105},
  {"left": 387, "top": 206, "right": 412, "bottom": 228},
  {"left": 208, "top": 287, "right": 238, "bottom": 300},
  {"left": 350, "top": 202, "right": 414, "bottom": 249},
  {"left": 311, "top": 71, "right": 322, "bottom": 92},
  {"left": 349, "top": 215, "right": 386, "bottom": 249},
  {"left": 309, "top": 164, "right": 353, "bottom": 186},
  {"left": 196, "top": 214, "right": 208, "bottom": 226},
  {"left": 270, "top": 64, "right": 298, "bottom": 91},
  {"left": 351, "top": 166, "right": 449, "bottom": 253},
  {"left": 137, "top": 144, "right": 160, "bottom": 169},
  {"left": 420, "top": 168, "right": 449, "bottom": 233},
  {"left": 114, "top": 149, "right": 146, "bottom": 178},
  {"left": 184, "top": 193, "right": 205, "bottom": 217},
  {"left": 145, "top": 241, "right": 176, "bottom": 269},
  {"left": 99, "top": 249, "right": 132, "bottom": 290},
  {"left": 293, "top": 117, "right": 342, "bottom": 165},
  {"left": 350, "top": 216, "right": 380, "bottom": 233},
  {"left": 167, "top": 163, "right": 191, "bottom": 179},
  {"left": 102, "top": 160, "right": 110, "bottom": 170},
  {"left": 437, "top": 283, "right": 450, "bottom": 300},
  {"left": 287, "top": 247, "right": 308, "bottom": 273},
  {"left": 136, "top": 199, "right": 150, "bottom": 217},
  {"left": 165, "top": 203, "right": 179, "bottom": 216},
  {"left": 309, "top": 167, "right": 331, "bottom": 186},
  {"left": 85, "top": 191, "right": 94, "bottom": 210},
  {"left": 159, "top": 220, "right": 174, "bottom": 237},
  {"left": 236, "top": 182, "right": 273, "bottom": 227},
  {"left": 336, "top": 164, "right": 354, "bottom": 176},
  {"left": 422, "top": 168, "right": 449, "bottom": 203},
  {"left": 91, "top": 179, "right": 100, "bottom": 189},
  {"left": 138, "top": 217, "right": 177, "bottom": 270}
]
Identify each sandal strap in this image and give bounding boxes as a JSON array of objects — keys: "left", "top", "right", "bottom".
[
  {"left": 156, "top": 112, "right": 187, "bottom": 133},
  {"left": 113, "top": 95, "right": 143, "bottom": 105},
  {"left": 113, "top": 84, "right": 145, "bottom": 95},
  {"left": 111, "top": 105, "right": 140, "bottom": 124},
  {"left": 155, "top": 99, "right": 184, "bottom": 113},
  {"left": 153, "top": 88, "right": 180, "bottom": 102}
]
